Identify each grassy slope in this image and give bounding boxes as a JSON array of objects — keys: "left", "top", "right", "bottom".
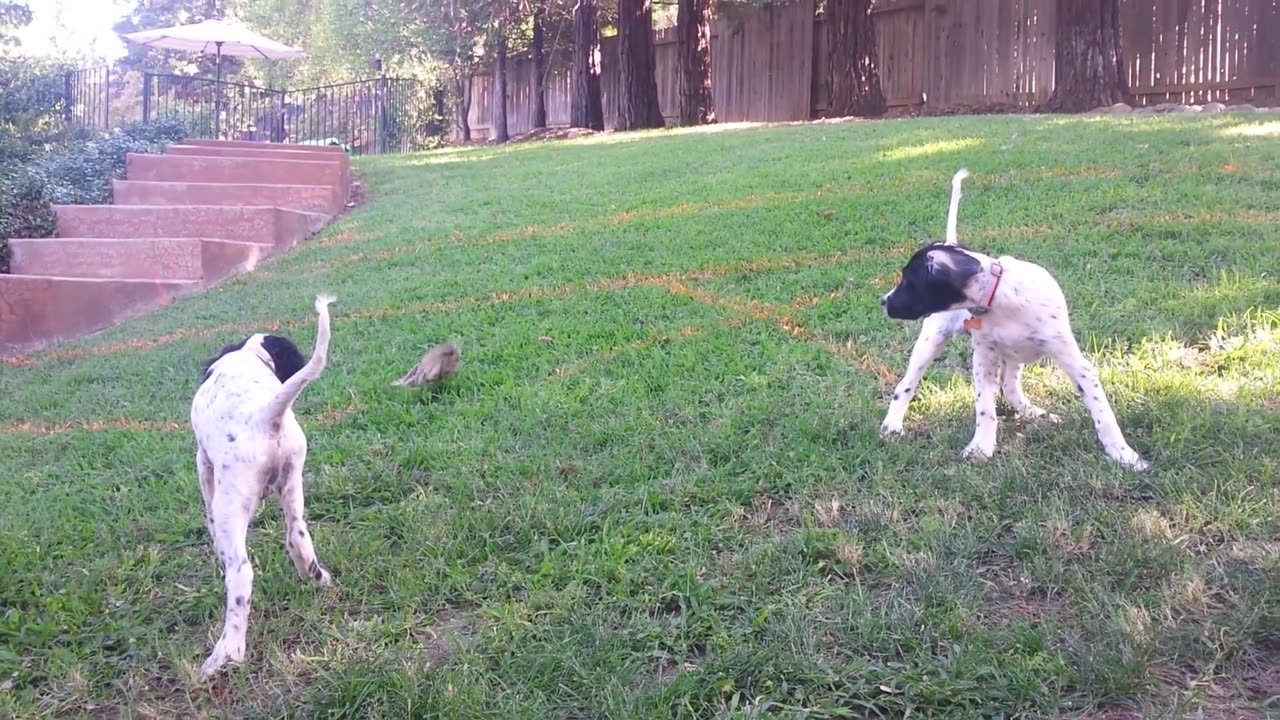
[{"left": 0, "top": 114, "right": 1277, "bottom": 719}]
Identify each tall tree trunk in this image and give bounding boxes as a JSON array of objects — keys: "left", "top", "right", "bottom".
[
  {"left": 453, "top": 71, "right": 472, "bottom": 142},
  {"left": 827, "top": 0, "right": 886, "bottom": 117},
  {"left": 616, "top": 0, "right": 664, "bottom": 130},
  {"left": 677, "top": 0, "right": 714, "bottom": 125},
  {"left": 492, "top": 23, "right": 510, "bottom": 143},
  {"left": 570, "top": 0, "right": 604, "bottom": 130},
  {"left": 1044, "top": 0, "right": 1128, "bottom": 112},
  {"left": 532, "top": 0, "right": 548, "bottom": 128}
]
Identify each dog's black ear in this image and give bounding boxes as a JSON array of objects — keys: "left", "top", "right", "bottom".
[
  {"left": 202, "top": 338, "right": 249, "bottom": 382},
  {"left": 261, "top": 335, "right": 307, "bottom": 383},
  {"left": 924, "top": 246, "right": 983, "bottom": 288}
]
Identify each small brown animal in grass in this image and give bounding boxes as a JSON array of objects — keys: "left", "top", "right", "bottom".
[{"left": 392, "top": 343, "right": 460, "bottom": 387}]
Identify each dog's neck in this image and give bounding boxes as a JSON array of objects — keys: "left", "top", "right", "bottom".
[
  {"left": 969, "top": 261, "right": 1004, "bottom": 316},
  {"left": 964, "top": 253, "right": 1006, "bottom": 317},
  {"left": 231, "top": 340, "right": 276, "bottom": 374},
  {"left": 249, "top": 345, "right": 275, "bottom": 372}
]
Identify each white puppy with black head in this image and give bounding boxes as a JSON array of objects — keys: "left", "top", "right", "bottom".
[
  {"left": 190, "top": 294, "right": 336, "bottom": 679},
  {"left": 879, "top": 170, "right": 1148, "bottom": 471}
]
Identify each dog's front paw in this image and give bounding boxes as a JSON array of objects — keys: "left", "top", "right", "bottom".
[
  {"left": 880, "top": 419, "right": 906, "bottom": 437},
  {"left": 200, "top": 638, "right": 245, "bottom": 680},
  {"left": 961, "top": 441, "right": 994, "bottom": 461},
  {"left": 306, "top": 559, "right": 334, "bottom": 586},
  {"left": 1115, "top": 450, "right": 1150, "bottom": 473}
]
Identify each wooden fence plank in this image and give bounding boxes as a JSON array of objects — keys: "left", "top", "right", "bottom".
[{"left": 459, "top": 0, "right": 1276, "bottom": 139}]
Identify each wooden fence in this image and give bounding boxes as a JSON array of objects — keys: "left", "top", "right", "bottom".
[{"left": 462, "top": 0, "right": 1280, "bottom": 139}]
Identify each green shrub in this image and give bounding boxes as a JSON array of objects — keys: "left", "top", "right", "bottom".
[
  {"left": 0, "top": 117, "right": 188, "bottom": 273},
  {"left": 0, "top": 56, "right": 74, "bottom": 146}
]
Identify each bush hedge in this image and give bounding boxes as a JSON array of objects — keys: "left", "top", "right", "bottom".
[{"left": 0, "top": 117, "right": 188, "bottom": 273}]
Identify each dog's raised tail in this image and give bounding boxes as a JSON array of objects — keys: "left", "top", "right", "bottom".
[
  {"left": 945, "top": 168, "right": 970, "bottom": 246},
  {"left": 263, "top": 294, "right": 336, "bottom": 425}
]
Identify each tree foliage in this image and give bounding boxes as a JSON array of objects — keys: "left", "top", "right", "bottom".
[
  {"left": 104, "top": 0, "right": 659, "bottom": 139},
  {"left": 0, "top": 0, "right": 32, "bottom": 55}
]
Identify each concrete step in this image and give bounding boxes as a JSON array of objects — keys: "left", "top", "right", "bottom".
[
  {"left": 180, "top": 138, "right": 346, "bottom": 154},
  {"left": 200, "top": 239, "right": 272, "bottom": 284},
  {"left": 126, "top": 153, "right": 349, "bottom": 205},
  {"left": 54, "top": 205, "right": 329, "bottom": 249},
  {"left": 164, "top": 145, "right": 351, "bottom": 206},
  {"left": 0, "top": 274, "right": 199, "bottom": 357},
  {"left": 10, "top": 238, "right": 202, "bottom": 280},
  {"left": 8, "top": 237, "right": 268, "bottom": 284},
  {"left": 113, "top": 179, "right": 340, "bottom": 216},
  {"left": 167, "top": 143, "right": 349, "bottom": 168}
]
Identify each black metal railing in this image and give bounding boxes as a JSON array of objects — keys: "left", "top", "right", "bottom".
[
  {"left": 62, "top": 66, "right": 112, "bottom": 131},
  {"left": 142, "top": 73, "right": 446, "bottom": 155},
  {"left": 142, "top": 73, "right": 286, "bottom": 143}
]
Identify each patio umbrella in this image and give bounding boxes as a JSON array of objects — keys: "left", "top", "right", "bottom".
[
  {"left": 121, "top": 19, "right": 305, "bottom": 85},
  {"left": 122, "top": 19, "right": 304, "bottom": 140}
]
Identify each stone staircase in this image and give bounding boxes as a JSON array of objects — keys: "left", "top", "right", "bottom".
[{"left": 0, "top": 139, "right": 350, "bottom": 358}]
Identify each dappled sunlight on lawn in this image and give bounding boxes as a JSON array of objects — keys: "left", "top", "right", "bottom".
[
  {"left": 878, "top": 137, "right": 983, "bottom": 161},
  {"left": 1218, "top": 120, "right": 1280, "bottom": 138},
  {"left": 1106, "top": 309, "right": 1280, "bottom": 400}
]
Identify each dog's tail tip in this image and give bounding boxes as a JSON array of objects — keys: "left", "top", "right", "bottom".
[
  {"left": 953, "top": 168, "right": 970, "bottom": 183},
  {"left": 315, "top": 294, "right": 337, "bottom": 312}
]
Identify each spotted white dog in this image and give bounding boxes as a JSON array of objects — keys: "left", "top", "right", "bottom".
[
  {"left": 191, "top": 294, "right": 336, "bottom": 679},
  {"left": 879, "top": 170, "right": 1148, "bottom": 471}
]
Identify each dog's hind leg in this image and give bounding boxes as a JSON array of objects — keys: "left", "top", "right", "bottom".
[
  {"left": 278, "top": 460, "right": 332, "bottom": 586},
  {"left": 1051, "top": 343, "right": 1149, "bottom": 471},
  {"left": 881, "top": 316, "right": 954, "bottom": 436},
  {"left": 201, "top": 487, "right": 258, "bottom": 679},
  {"left": 999, "top": 362, "right": 1060, "bottom": 423}
]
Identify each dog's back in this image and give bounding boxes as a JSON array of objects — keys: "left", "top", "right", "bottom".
[{"left": 193, "top": 295, "right": 335, "bottom": 434}]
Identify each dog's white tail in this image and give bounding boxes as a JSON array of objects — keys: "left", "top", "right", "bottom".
[
  {"left": 944, "top": 168, "right": 970, "bottom": 246},
  {"left": 262, "top": 294, "right": 336, "bottom": 426}
]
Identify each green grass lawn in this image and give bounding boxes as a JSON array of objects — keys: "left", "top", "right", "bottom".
[{"left": 1, "top": 113, "right": 1278, "bottom": 719}]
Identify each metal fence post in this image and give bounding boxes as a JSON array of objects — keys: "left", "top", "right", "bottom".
[
  {"left": 376, "top": 61, "right": 389, "bottom": 155},
  {"left": 62, "top": 70, "right": 74, "bottom": 123},
  {"left": 142, "top": 73, "right": 152, "bottom": 123},
  {"left": 278, "top": 89, "right": 288, "bottom": 142},
  {"left": 103, "top": 67, "right": 111, "bottom": 130}
]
